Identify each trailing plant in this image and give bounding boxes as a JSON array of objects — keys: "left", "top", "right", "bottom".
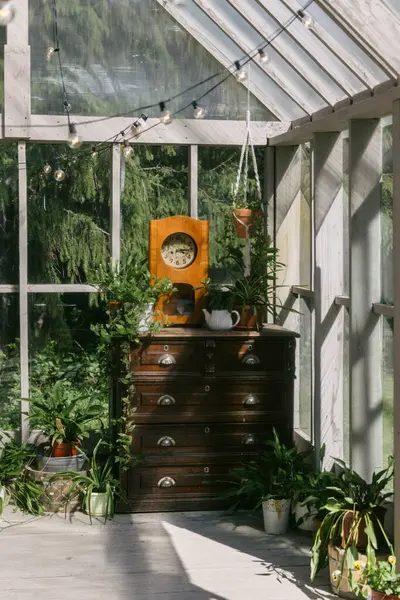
[
  {"left": 219, "top": 429, "right": 312, "bottom": 510},
  {"left": 0, "top": 435, "right": 45, "bottom": 516},
  {"left": 329, "top": 555, "right": 400, "bottom": 599},
  {"left": 310, "top": 457, "right": 394, "bottom": 584},
  {"left": 27, "top": 380, "right": 105, "bottom": 448}
]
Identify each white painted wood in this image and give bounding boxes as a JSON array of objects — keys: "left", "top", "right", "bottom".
[
  {"left": 349, "top": 119, "right": 383, "bottom": 480},
  {"left": 192, "top": 0, "right": 324, "bottom": 115},
  {"left": 188, "top": 146, "right": 198, "bottom": 219},
  {"left": 111, "top": 144, "right": 121, "bottom": 266},
  {"left": 154, "top": 0, "right": 303, "bottom": 121},
  {"left": 334, "top": 295, "right": 350, "bottom": 308},
  {"left": 18, "top": 142, "right": 29, "bottom": 441},
  {"left": 275, "top": 146, "right": 302, "bottom": 428},
  {"left": 392, "top": 98, "right": 400, "bottom": 561},
  {"left": 291, "top": 286, "right": 314, "bottom": 299},
  {"left": 316, "top": 0, "right": 400, "bottom": 78},
  {"left": 269, "top": 84, "right": 400, "bottom": 146},
  {"left": 313, "top": 132, "right": 344, "bottom": 469},
  {"left": 26, "top": 284, "right": 97, "bottom": 293},
  {"left": 264, "top": 147, "right": 275, "bottom": 242},
  {"left": 372, "top": 303, "right": 394, "bottom": 318},
  {"left": 0, "top": 285, "right": 18, "bottom": 293},
  {"left": 246, "top": 0, "right": 364, "bottom": 100},
  {"left": 278, "top": 0, "right": 382, "bottom": 90},
  {"left": 20, "top": 115, "right": 289, "bottom": 145}
]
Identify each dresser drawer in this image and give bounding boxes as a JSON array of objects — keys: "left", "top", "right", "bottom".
[
  {"left": 210, "top": 339, "right": 288, "bottom": 373},
  {"left": 130, "top": 340, "right": 204, "bottom": 373},
  {"left": 132, "top": 423, "right": 289, "bottom": 456},
  {"left": 132, "top": 380, "right": 288, "bottom": 424}
]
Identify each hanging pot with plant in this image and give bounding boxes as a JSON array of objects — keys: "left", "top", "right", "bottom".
[{"left": 232, "top": 207, "right": 257, "bottom": 239}]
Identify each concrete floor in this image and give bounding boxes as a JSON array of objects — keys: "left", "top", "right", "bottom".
[{"left": 0, "top": 507, "right": 335, "bottom": 600}]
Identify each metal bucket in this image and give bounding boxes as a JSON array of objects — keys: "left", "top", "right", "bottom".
[{"left": 262, "top": 499, "right": 291, "bottom": 534}]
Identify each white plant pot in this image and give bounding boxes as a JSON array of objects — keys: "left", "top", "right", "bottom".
[
  {"left": 137, "top": 303, "right": 155, "bottom": 333},
  {"left": 295, "top": 503, "right": 319, "bottom": 532},
  {"left": 262, "top": 498, "right": 291, "bottom": 534},
  {"left": 87, "top": 492, "right": 113, "bottom": 518},
  {"left": 0, "top": 486, "right": 7, "bottom": 515}
]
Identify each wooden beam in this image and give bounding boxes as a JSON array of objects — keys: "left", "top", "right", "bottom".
[
  {"left": 275, "top": 146, "right": 302, "bottom": 428},
  {"left": 372, "top": 303, "right": 394, "bottom": 318},
  {"left": 188, "top": 146, "right": 198, "bottom": 219},
  {"left": 26, "top": 284, "right": 97, "bottom": 293},
  {"left": 392, "top": 98, "right": 400, "bottom": 560},
  {"left": 349, "top": 119, "right": 382, "bottom": 480},
  {"left": 14, "top": 115, "right": 289, "bottom": 145},
  {"left": 18, "top": 142, "right": 29, "bottom": 441},
  {"left": 111, "top": 144, "right": 121, "bottom": 265},
  {"left": 313, "top": 132, "right": 344, "bottom": 469}
]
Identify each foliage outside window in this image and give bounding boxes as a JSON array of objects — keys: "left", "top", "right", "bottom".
[{"left": 0, "top": 295, "right": 20, "bottom": 431}]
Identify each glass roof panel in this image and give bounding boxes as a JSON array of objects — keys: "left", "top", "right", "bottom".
[{"left": 28, "top": 0, "right": 275, "bottom": 121}]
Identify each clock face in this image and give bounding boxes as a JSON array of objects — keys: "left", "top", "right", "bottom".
[{"left": 161, "top": 233, "right": 197, "bottom": 269}]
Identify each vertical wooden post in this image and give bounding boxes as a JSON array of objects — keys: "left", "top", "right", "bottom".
[
  {"left": 275, "top": 146, "right": 302, "bottom": 429},
  {"left": 111, "top": 144, "right": 121, "bottom": 265},
  {"left": 189, "top": 145, "right": 198, "bottom": 219},
  {"left": 392, "top": 100, "right": 400, "bottom": 558},
  {"left": 349, "top": 119, "right": 382, "bottom": 480},
  {"left": 313, "top": 132, "right": 344, "bottom": 469},
  {"left": 18, "top": 141, "right": 29, "bottom": 441}
]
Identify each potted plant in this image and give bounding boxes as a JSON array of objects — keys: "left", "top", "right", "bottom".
[
  {"left": 220, "top": 429, "right": 312, "bottom": 534},
  {"left": 365, "top": 556, "right": 400, "bottom": 600},
  {"left": 27, "top": 380, "right": 105, "bottom": 458},
  {"left": 310, "top": 457, "right": 394, "bottom": 596},
  {"left": 0, "top": 435, "right": 45, "bottom": 516},
  {"left": 232, "top": 184, "right": 262, "bottom": 239},
  {"left": 60, "top": 439, "right": 127, "bottom": 521}
]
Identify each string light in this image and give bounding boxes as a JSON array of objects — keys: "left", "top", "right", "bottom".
[
  {"left": 159, "top": 102, "right": 173, "bottom": 125},
  {"left": 68, "top": 123, "right": 82, "bottom": 149},
  {"left": 131, "top": 113, "right": 148, "bottom": 137},
  {"left": 234, "top": 60, "right": 247, "bottom": 82},
  {"left": 258, "top": 49, "right": 270, "bottom": 65},
  {"left": 123, "top": 140, "right": 133, "bottom": 158},
  {"left": 54, "top": 168, "right": 65, "bottom": 182},
  {"left": 63, "top": 100, "right": 71, "bottom": 113},
  {"left": 91, "top": 146, "right": 98, "bottom": 158},
  {"left": 43, "top": 164, "right": 52, "bottom": 174},
  {"left": 46, "top": 46, "right": 59, "bottom": 61},
  {"left": 0, "top": 1, "right": 15, "bottom": 26},
  {"left": 192, "top": 101, "right": 206, "bottom": 119},
  {"left": 298, "top": 9, "right": 315, "bottom": 29}
]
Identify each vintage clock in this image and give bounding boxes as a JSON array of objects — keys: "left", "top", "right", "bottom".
[{"left": 149, "top": 216, "right": 209, "bottom": 325}]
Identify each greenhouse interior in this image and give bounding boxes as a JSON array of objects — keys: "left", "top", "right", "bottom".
[{"left": 1, "top": 0, "right": 400, "bottom": 598}]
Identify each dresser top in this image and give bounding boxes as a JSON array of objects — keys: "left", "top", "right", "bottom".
[{"left": 143, "top": 324, "right": 299, "bottom": 339}]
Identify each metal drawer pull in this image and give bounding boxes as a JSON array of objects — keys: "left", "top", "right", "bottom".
[
  {"left": 243, "top": 394, "right": 260, "bottom": 406},
  {"left": 158, "top": 353, "right": 176, "bottom": 366},
  {"left": 205, "top": 364, "right": 215, "bottom": 373},
  {"left": 157, "top": 436, "right": 176, "bottom": 447},
  {"left": 206, "top": 340, "right": 216, "bottom": 348},
  {"left": 157, "top": 395, "right": 176, "bottom": 406},
  {"left": 242, "top": 433, "right": 258, "bottom": 445},
  {"left": 242, "top": 353, "right": 260, "bottom": 365},
  {"left": 205, "top": 385, "right": 210, "bottom": 392},
  {"left": 157, "top": 476, "right": 176, "bottom": 488}
]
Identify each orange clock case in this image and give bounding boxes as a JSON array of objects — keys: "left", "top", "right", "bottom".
[{"left": 149, "top": 216, "right": 209, "bottom": 325}]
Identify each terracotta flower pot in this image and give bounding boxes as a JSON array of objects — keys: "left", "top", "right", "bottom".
[
  {"left": 371, "top": 590, "right": 399, "bottom": 600},
  {"left": 51, "top": 442, "right": 73, "bottom": 457},
  {"left": 232, "top": 209, "right": 256, "bottom": 239},
  {"left": 234, "top": 305, "right": 263, "bottom": 330},
  {"left": 71, "top": 442, "right": 80, "bottom": 456},
  {"left": 342, "top": 508, "right": 386, "bottom": 550}
]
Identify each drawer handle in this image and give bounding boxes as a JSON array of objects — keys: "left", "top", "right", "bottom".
[
  {"left": 242, "top": 353, "right": 260, "bottom": 365},
  {"left": 205, "top": 364, "right": 215, "bottom": 373},
  {"left": 157, "top": 395, "right": 176, "bottom": 406},
  {"left": 157, "top": 436, "right": 176, "bottom": 447},
  {"left": 243, "top": 394, "right": 260, "bottom": 406},
  {"left": 206, "top": 340, "right": 216, "bottom": 348},
  {"left": 158, "top": 353, "right": 176, "bottom": 366},
  {"left": 158, "top": 476, "right": 175, "bottom": 488},
  {"left": 242, "top": 433, "right": 258, "bottom": 445},
  {"left": 205, "top": 385, "right": 210, "bottom": 392}
]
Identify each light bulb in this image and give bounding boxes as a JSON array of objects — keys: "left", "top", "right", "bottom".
[
  {"left": 0, "top": 1, "right": 15, "bottom": 26},
  {"left": 91, "top": 146, "right": 98, "bottom": 158},
  {"left": 47, "top": 46, "right": 55, "bottom": 61},
  {"left": 192, "top": 102, "right": 206, "bottom": 119},
  {"left": 43, "top": 164, "right": 52, "bottom": 174},
  {"left": 63, "top": 101, "right": 71, "bottom": 113},
  {"left": 159, "top": 102, "right": 173, "bottom": 125},
  {"left": 54, "top": 168, "right": 65, "bottom": 182},
  {"left": 131, "top": 122, "right": 143, "bottom": 136},
  {"left": 123, "top": 141, "right": 133, "bottom": 158},
  {"left": 258, "top": 49, "right": 270, "bottom": 65},
  {"left": 68, "top": 123, "right": 82, "bottom": 149},
  {"left": 234, "top": 60, "right": 247, "bottom": 82}
]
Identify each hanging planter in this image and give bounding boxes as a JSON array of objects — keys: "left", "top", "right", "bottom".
[{"left": 232, "top": 208, "right": 256, "bottom": 239}]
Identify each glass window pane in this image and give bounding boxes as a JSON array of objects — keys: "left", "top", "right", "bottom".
[
  {"left": 381, "top": 121, "right": 393, "bottom": 304},
  {"left": 0, "top": 295, "right": 20, "bottom": 431},
  {"left": 27, "top": 144, "right": 111, "bottom": 283},
  {"left": 299, "top": 297, "right": 312, "bottom": 436},
  {"left": 28, "top": 293, "right": 108, "bottom": 420},
  {"left": 382, "top": 317, "right": 394, "bottom": 463},
  {"left": 29, "top": 0, "right": 273, "bottom": 120},
  {"left": 121, "top": 146, "right": 188, "bottom": 261},
  {"left": 0, "top": 143, "right": 18, "bottom": 284}
]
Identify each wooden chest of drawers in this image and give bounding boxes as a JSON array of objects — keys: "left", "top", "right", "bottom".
[{"left": 119, "top": 325, "right": 297, "bottom": 512}]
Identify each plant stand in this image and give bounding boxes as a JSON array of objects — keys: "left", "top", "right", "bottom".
[
  {"left": 328, "top": 544, "right": 367, "bottom": 599},
  {"left": 26, "top": 466, "right": 83, "bottom": 513}
]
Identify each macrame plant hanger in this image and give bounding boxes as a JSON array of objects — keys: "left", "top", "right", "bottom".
[{"left": 232, "top": 64, "right": 263, "bottom": 277}]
